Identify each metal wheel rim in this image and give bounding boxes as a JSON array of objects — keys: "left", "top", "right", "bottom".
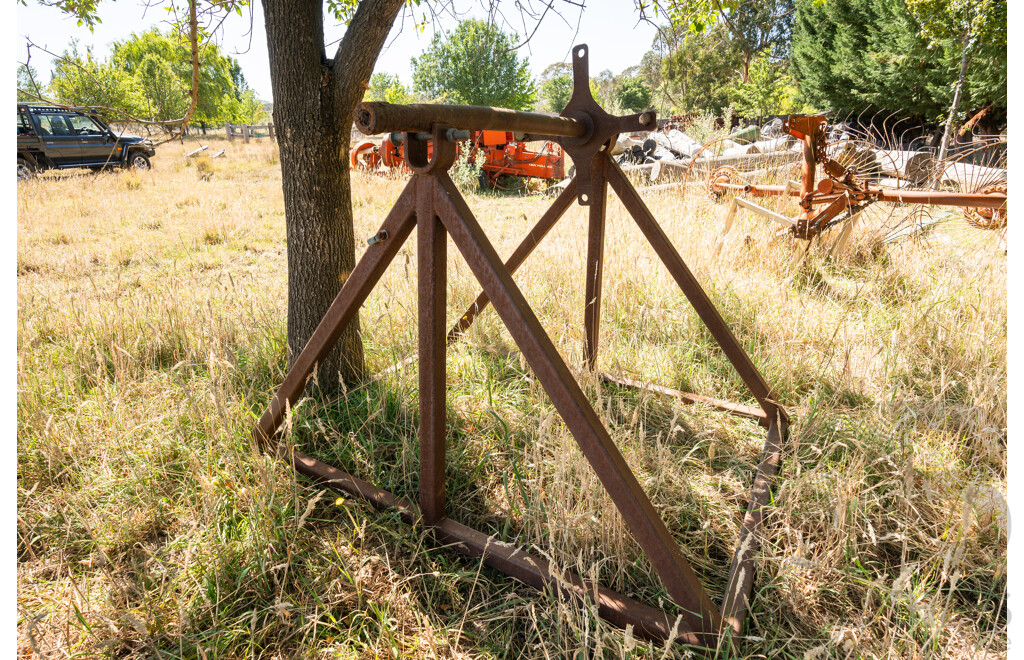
[
  {"left": 132, "top": 155, "right": 150, "bottom": 169},
  {"left": 351, "top": 141, "right": 378, "bottom": 169}
]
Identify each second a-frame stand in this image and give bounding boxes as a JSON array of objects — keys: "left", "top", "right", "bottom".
[{"left": 254, "top": 45, "right": 788, "bottom": 651}]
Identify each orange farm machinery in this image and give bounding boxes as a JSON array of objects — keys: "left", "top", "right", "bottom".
[{"left": 350, "top": 129, "right": 565, "bottom": 188}]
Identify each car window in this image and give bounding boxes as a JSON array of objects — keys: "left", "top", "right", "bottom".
[
  {"left": 68, "top": 114, "right": 105, "bottom": 136},
  {"left": 18, "top": 108, "right": 33, "bottom": 136},
  {"left": 35, "top": 113, "right": 74, "bottom": 137}
]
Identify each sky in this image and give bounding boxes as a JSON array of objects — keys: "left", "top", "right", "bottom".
[{"left": 16, "top": 0, "right": 662, "bottom": 103}]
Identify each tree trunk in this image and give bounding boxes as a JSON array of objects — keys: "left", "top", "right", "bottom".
[
  {"left": 938, "top": 30, "right": 973, "bottom": 163},
  {"left": 262, "top": 0, "right": 405, "bottom": 389}
]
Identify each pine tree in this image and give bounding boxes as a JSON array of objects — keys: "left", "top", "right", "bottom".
[{"left": 790, "top": 0, "right": 1005, "bottom": 126}]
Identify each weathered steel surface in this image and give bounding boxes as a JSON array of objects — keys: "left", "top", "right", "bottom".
[
  {"left": 432, "top": 172, "right": 723, "bottom": 641},
  {"left": 418, "top": 177, "right": 447, "bottom": 526},
  {"left": 557, "top": 44, "right": 657, "bottom": 205},
  {"left": 288, "top": 446, "right": 705, "bottom": 646},
  {"left": 721, "top": 418, "right": 786, "bottom": 634},
  {"left": 356, "top": 101, "right": 587, "bottom": 139},
  {"left": 599, "top": 372, "right": 769, "bottom": 423},
  {"left": 873, "top": 188, "right": 1006, "bottom": 208},
  {"left": 432, "top": 519, "right": 707, "bottom": 647},
  {"left": 583, "top": 153, "right": 608, "bottom": 369}
]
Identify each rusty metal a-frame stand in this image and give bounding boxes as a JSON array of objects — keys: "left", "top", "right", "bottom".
[{"left": 253, "top": 45, "right": 788, "bottom": 651}]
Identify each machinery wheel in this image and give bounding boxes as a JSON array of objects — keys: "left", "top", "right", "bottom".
[
  {"left": 964, "top": 182, "right": 1007, "bottom": 230},
  {"left": 477, "top": 170, "right": 492, "bottom": 190},
  {"left": 706, "top": 166, "right": 740, "bottom": 198},
  {"left": 945, "top": 139, "right": 1007, "bottom": 230},
  {"left": 128, "top": 152, "right": 151, "bottom": 170},
  {"left": 682, "top": 136, "right": 797, "bottom": 201},
  {"left": 17, "top": 158, "right": 34, "bottom": 181},
  {"left": 491, "top": 174, "right": 527, "bottom": 192},
  {"left": 350, "top": 140, "right": 380, "bottom": 170}
]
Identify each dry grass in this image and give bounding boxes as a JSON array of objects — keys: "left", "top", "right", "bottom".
[{"left": 17, "top": 136, "right": 1005, "bottom": 658}]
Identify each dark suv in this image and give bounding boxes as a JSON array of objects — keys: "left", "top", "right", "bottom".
[{"left": 17, "top": 103, "right": 156, "bottom": 180}]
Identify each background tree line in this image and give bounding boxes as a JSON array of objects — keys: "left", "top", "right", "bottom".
[
  {"left": 791, "top": 0, "right": 1006, "bottom": 143},
  {"left": 371, "top": 0, "right": 1004, "bottom": 140},
  {"left": 19, "top": 28, "right": 267, "bottom": 126}
]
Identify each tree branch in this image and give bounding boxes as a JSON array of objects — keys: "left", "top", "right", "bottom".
[
  {"left": 332, "top": 0, "right": 407, "bottom": 106},
  {"left": 22, "top": 43, "right": 46, "bottom": 102},
  {"left": 20, "top": 0, "right": 201, "bottom": 139}
]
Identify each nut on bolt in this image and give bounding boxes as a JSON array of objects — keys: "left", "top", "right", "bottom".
[{"left": 367, "top": 229, "right": 389, "bottom": 246}]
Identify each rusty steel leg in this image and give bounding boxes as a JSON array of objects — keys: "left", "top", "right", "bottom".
[
  {"left": 604, "top": 156, "right": 787, "bottom": 427},
  {"left": 800, "top": 132, "right": 816, "bottom": 210},
  {"left": 447, "top": 178, "right": 578, "bottom": 343},
  {"left": 583, "top": 154, "right": 608, "bottom": 370},
  {"left": 431, "top": 172, "right": 723, "bottom": 643},
  {"left": 721, "top": 417, "right": 786, "bottom": 635},
  {"left": 253, "top": 178, "right": 418, "bottom": 447},
  {"left": 418, "top": 177, "right": 447, "bottom": 525},
  {"left": 794, "top": 128, "right": 819, "bottom": 237},
  {"left": 431, "top": 519, "right": 707, "bottom": 647}
]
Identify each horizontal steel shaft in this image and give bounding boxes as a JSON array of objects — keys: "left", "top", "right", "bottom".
[
  {"left": 355, "top": 101, "right": 588, "bottom": 138},
  {"left": 712, "top": 181, "right": 1007, "bottom": 210}
]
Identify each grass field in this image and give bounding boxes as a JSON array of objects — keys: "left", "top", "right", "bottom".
[{"left": 17, "top": 136, "right": 1006, "bottom": 658}]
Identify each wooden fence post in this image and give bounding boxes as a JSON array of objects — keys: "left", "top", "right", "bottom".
[
  {"left": 268, "top": 123, "right": 274, "bottom": 141},
  {"left": 226, "top": 124, "right": 233, "bottom": 141},
  {"left": 243, "top": 125, "right": 250, "bottom": 143}
]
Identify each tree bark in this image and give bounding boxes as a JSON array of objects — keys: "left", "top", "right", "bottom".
[
  {"left": 938, "top": 29, "right": 973, "bottom": 163},
  {"left": 262, "top": 0, "right": 404, "bottom": 389}
]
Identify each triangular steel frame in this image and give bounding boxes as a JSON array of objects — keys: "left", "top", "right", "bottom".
[{"left": 253, "top": 134, "right": 788, "bottom": 651}]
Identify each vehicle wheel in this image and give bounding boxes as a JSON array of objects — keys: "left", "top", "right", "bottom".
[
  {"left": 477, "top": 170, "right": 492, "bottom": 190},
  {"left": 128, "top": 152, "right": 151, "bottom": 170},
  {"left": 17, "top": 158, "right": 34, "bottom": 181}
]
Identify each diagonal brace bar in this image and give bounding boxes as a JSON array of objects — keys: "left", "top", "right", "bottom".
[
  {"left": 253, "top": 177, "right": 419, "bottom": 447},
  {"left": 447, "top": 177, "right": 579, "bottom": 342},
  {"left": 604, "top": 156, "right": 787, "bottom": 426},
  {"left": 430, "top": 173, "right": 724, "bottom": 642},
  {"left": 721, "top": 417, "right": 786, "bottom": 634}
]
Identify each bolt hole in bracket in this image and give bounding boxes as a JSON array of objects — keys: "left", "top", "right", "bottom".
[
  {"left": 556, "top": 44, "right": 657, "bottom": 205},
  {"left": 261, "top": 44, "right": 790, "bottom": 653}
]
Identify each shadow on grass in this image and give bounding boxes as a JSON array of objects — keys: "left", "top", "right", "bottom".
[{"left": 234, "top": 340, "right": 802, "bottom": 647}]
